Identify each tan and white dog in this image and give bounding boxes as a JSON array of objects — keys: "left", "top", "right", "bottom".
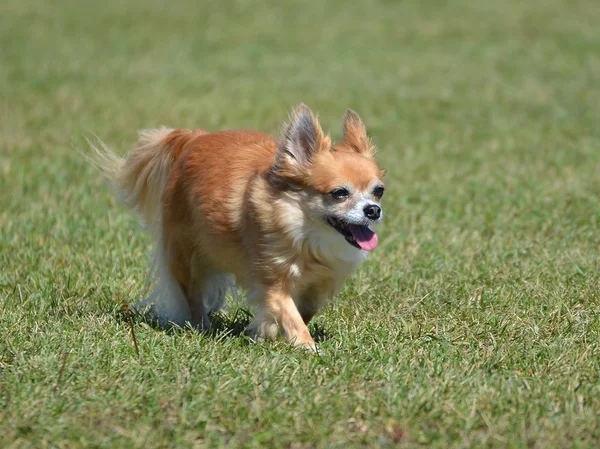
[{"left": 90, "top": 105, "right": 385, "bottom": 349}]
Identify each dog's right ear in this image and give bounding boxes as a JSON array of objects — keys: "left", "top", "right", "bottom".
[
  {"left": 273, "top": 104, "right": 331, "bottom": 181},
  {"left": 282, "top": 104, "right": 329, "bottom": 165}
]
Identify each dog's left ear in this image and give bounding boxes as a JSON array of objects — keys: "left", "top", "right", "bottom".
[{"left": 342, "top": 109, "right": 376, "bottom": 158}]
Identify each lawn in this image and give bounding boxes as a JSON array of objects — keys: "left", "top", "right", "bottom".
[{"left": 1, "top": 0, "right": 599, "bottom": 447}]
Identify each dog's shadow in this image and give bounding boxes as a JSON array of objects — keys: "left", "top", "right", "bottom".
[{"left": 119, "top": 306, "right": 330, "bottom": 344}]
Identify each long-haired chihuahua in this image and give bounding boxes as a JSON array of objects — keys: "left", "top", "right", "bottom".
[{"left": 89, "top": 105, "right": 385, "bottom": 350}]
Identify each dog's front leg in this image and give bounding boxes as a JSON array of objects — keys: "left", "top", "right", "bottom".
[{"left": 251, "top": 284, "right": 316, "bottom": 350}]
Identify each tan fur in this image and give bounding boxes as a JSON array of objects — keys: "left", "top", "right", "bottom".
[{"left": 89, "top": 105, "right": 386, "bottom": 350}]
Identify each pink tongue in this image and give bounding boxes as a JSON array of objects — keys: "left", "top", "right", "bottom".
[{"left": 347, "top": 225, "right": 378, "bottom": 251}]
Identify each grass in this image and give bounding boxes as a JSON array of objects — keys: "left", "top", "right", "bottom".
[{"left": 1, "top": 0, "right": 599, "bottom": 447}]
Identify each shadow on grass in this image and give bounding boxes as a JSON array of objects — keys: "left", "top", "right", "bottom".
[{"left": 118, "top": 305, "right": 331, "bottom": 344}]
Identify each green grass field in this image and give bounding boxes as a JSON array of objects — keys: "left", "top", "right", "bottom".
[{"left": 1, "top": 0, "right": 599, "bottom": 447}]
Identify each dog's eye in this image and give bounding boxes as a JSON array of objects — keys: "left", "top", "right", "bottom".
[
  {"left": 373, "top": 186, "right": 385, "bottom": 199},
  {"left": 330, "top": 188, "right": 349, "bottom": 200}
]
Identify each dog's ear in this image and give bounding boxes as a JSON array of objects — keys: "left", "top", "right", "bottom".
[
  {"left": 273, "top": 105, "right": 330, "bottom": 182},
  {"left": 282, "top": 104, "right": 329, "bottom": 165},
  {"left": 341, "top": 109, "right": 375, "bottom": 158}
]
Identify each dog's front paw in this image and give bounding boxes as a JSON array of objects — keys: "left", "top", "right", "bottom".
[
  {"left": 295, "top": 339, "right": 319, "bottom": 353},
  {"left": 247, "top": 319, "right": 317, "bottom": 352},
  {"left": 247, "top": 319, "right": 279, "bottom": 343}
]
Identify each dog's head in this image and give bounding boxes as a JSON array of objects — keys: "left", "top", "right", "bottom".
[{"left": 271, "top": 105, "right": 386, "bottom": 252}]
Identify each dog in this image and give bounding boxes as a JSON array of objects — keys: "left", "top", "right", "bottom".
[{"left": 88, "top": 105, "right": 385, "bottom": 350}]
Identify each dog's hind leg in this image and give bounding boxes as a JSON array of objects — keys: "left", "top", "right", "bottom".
[
  {"left": 132, "top": 243, "right": 192, "bottom": 329},
  {"left": 187, "top": 256, "right": 237, "bottom": 330},
  {"left": 162, "top": 241, "right": 216, "bottom": 331}
]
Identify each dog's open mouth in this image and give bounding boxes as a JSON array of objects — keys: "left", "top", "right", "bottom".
[{"left": 327, "top": 217, "right": 379, "bottom": 251}]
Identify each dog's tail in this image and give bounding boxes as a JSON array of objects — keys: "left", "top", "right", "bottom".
[{"left": 86, "top": 127, "right": 207, "bottom": 234}]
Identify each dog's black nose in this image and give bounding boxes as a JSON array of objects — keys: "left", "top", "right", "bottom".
[{"left": 364, "top": 204, "right": 381, "bottom": 220}]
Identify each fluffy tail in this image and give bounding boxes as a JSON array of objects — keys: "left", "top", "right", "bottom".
[{"left": 86, "top": 127, "right": 206, "bottom": 233}]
